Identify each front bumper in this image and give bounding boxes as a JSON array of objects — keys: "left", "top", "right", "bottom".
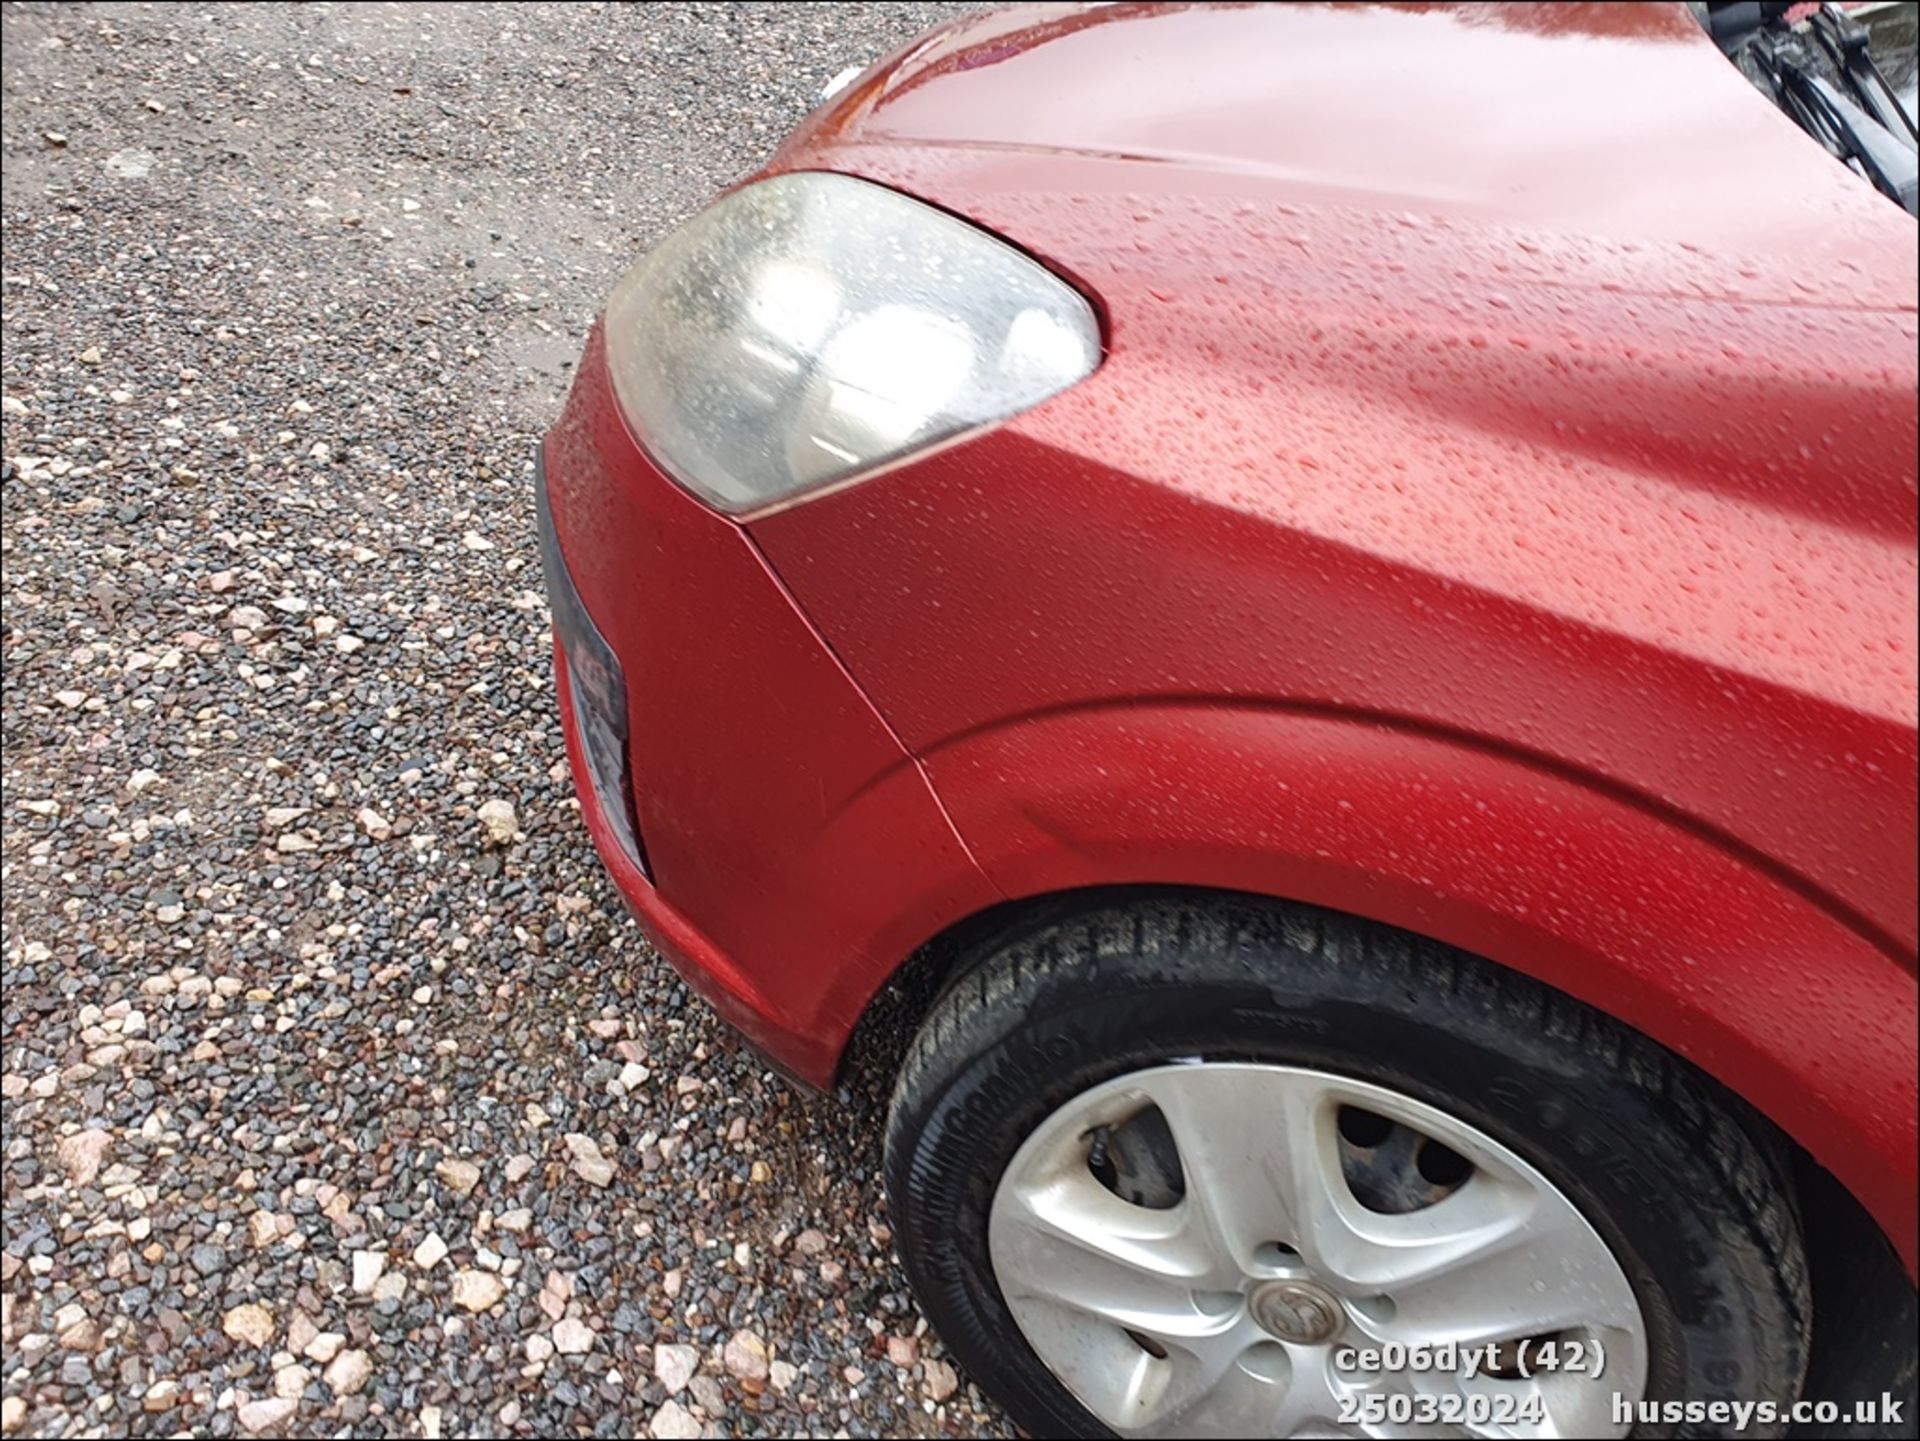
[
  {"left": 537, "top": 327, "right": 999, "bottom": 1087},
  {"left": 538, "top": 439, "right": 784, "bottom": 1074},
  {"left": 551, "top": 640, "right": 810, "bottom": 1082}
]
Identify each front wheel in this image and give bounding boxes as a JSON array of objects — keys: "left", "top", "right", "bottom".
[{"left": 883, "top": 896, "right": 1809, "bottom": 1438}]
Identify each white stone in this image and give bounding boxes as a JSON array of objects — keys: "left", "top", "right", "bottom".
[
  {"left": 924, "top": 1357, "right": 960, "bottom": 1402},
  {"left": 303, "top": 1331, "right": 346, "bottom": 1365},
  {"left": 654, "top": 1343, "right": 698, "bottom": 1395},
  {"left": 723, "top": 1330, "right": 769, "bottom": 1383},
  {"left": 57, "top": 1129, "right": 112, "bottom": 1186},
  {"left": 563, "top": 1132, "right": 615, "bottom": 1188},
  {"left": 434, "top": 1157, "right": 480, "bottom": 1195},
  {"left": 350, "top": 1250, "right": 385, "bottom": 1294},
  {"left": 221, "top": 1303, "right": 275, "bottom": 1348},
  {"left": 648, "top": 1400, "right": 703, "bottom": 1440},
  {"left": 322, "top": 1348, "right": 372, "bottom": 1396},
  {"left": 450, "top": 1268, "right": 507, "bottom": 1313},
  {"left": 477, "top": 797, "right": 517, "bottom": 846},
  {"left": 272, "top": 1363, "right": 310, "bottom": 1400},
  {"left": 236, "top": 1396, "right": 298, "bottom": 1433}
]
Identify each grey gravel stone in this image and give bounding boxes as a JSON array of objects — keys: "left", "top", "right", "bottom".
[{"left": 189, "top": 1244, "right": 228, "bottom": 1277}]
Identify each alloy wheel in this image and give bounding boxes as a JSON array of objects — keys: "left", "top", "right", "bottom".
[{"left": 987, "top": 1063, "right": 1648, "bottom": 1437}]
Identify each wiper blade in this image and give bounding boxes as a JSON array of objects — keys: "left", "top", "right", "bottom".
[{"left": 1705, "top": 0, "right": 1919, "bottom": 215}]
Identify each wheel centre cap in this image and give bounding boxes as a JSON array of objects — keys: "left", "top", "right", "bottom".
[{"left": 1250, "top": 1278, "right": 1344, "bottom": 1344}]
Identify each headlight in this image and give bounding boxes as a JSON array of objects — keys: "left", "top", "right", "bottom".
[{"left": 602, "top": 172, "right": 1102, "bottom": 515}]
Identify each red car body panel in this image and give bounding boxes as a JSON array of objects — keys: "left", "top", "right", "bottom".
[
  {"left": 544, "top": 339, "right": 1002, "bottom": 1084},
  {"left": 544, "top": 3, "right": 1918, "bottom": 1269}
]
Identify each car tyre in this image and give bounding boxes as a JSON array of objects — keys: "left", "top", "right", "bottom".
[{"left": 883, "top": 893, "right": 1810, "bottom": 1438}]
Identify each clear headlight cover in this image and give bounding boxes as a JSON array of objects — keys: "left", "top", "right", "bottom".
[{"left": 602, "top": 172, "right": 1101, "bottom": 515}]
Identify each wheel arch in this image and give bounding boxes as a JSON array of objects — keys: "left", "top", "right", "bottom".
[{"left": 838, "top": 700, "right": 1917, "bottom": 1278}]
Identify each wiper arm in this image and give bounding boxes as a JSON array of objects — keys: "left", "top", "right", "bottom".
[
  {"left": 1805, "top": 1, "right": 1919, "bottom": 145},
  {"left": 1704, "top": 1, "right": 1919, "bottom": 215},
  {"left": 1782, "top": 59, "right": 1920, "bottom": 213}
]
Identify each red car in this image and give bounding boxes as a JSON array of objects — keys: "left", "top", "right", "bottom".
[{"left": 539, "top": 3, "right": 1917, "bottom": 1435}]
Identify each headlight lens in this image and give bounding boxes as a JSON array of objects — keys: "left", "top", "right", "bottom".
[{"left": 602, "top": 173, "right": 1101, "bottom": 515}]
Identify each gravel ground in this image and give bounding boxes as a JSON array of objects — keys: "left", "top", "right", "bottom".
[{"left": 0, "top": 4, "right": 1006, "bottom": 1437}]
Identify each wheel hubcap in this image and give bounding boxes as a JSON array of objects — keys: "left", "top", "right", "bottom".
[
  {"left": 1249, "top": 1280, "right": 1342, "bottom": 1345},
  {"left": 987, "top": 1063, "right": 1647, "bottom": 1438}
]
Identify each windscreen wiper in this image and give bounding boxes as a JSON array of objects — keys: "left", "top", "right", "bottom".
[
  {"left": 1703, "top": 1, "right": 1919, "bottom": 215},
  {"left": 1805, "top": 1, "right": 1917, "bottom": 143},
  {"left": 1780, "top": 55, "right": 1920, "bottom": 210}
]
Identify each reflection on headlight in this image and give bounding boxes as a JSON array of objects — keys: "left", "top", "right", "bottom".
[
  {"left": 747, "top": 259, "right": 841, "bottom": 353},
  {"left": 810, "top": 307, "right": 976, "bottom": 460},
  {"left": 602, "top": 173, "right": 1101, "bottom": 514}
]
